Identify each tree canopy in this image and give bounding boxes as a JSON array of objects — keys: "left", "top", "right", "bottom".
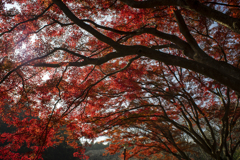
[
  {"left": 0, "top": 107, "right": 82, "bottom": 160},
  {"left": 0, "top": 0, "right": 240, "bottom": 160}
]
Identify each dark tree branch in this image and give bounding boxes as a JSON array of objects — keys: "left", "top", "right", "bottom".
[
  {"left": 11, "top": 45, "right": 239, "bottom": 94},
  {"left": 119, "top": 0, "right": 240, "bottom": 34},
  {"left": 151, "top": 44, "right": 182, "bottom": 50},
  {"left": 52, "top": 0, "right": 121, "bottom": 50}
]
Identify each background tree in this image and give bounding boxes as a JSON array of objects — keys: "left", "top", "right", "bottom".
[
  {"left": 99, "top": 66, "right": 240, "bottom": 160},
  {"left": 0, "top": 104, "right": 83, "bottom": 160},
  {"left": 42, "top": 129, "right": 83, "bottom": 160},
  {"left": 0, "top": 0, "right": 240, "bottom": 159}
]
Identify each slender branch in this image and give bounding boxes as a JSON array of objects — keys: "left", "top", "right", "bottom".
[
  {"left": 0, "top": 3, "right": 54, "bottom": 37},
  {"left": 60, "top": 55, "right": 140, "bottom": 117},
  {"left": 0, "top": 48, "right": 57, "bottom": 85},
  {"left": 52, "top": 0, "right": 121, "bottom": 50},
  {"left": 203, "top": 2, "right": 240, "bottom": 8}
]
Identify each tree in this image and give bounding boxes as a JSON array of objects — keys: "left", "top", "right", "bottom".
[
  {"left": 101, "top": 66, "right": 240, "bottom": 160},
  {"left": 0, "top": 0, "right": 240, "bottom": 159},
  {"left": 0, "top": 105, "right": 82, "bottom": 160}
]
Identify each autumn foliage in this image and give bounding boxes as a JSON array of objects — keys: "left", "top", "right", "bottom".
[{"left": 1, "top": 0, "right": 240, "bottom": 159}]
